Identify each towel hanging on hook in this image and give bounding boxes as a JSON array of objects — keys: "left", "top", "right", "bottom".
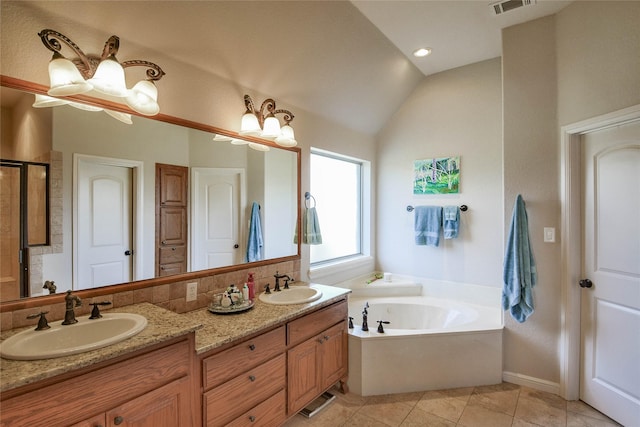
[
  {"left": 295, "top": 192, "right": 322, "bottom": 244},
  {"left": 305, "top": 191, "right": 316, "bottom": 209}
]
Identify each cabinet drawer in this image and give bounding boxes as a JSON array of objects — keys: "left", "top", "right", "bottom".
[
  {"left": 225, "top": 389, "right": 286, "bottom": 427},
  {"left": 158, "top": 262, "right": 186, "bottom": 276},
  {"left": 159, "top": 245, "right": 186, "bottom": 263},
  {"left": 202, "top": 326, "right": 285, "bottom": 390},
  {"left": 204, "top": 354, "right": 286, "bottom": 427},
  {"left": 287, "top": 300, "right": 347, "bottom": 346}
]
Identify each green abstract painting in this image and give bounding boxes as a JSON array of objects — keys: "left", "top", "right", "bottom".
[{"left": 413, "top": 156, "right": 460, "bottom": 194}]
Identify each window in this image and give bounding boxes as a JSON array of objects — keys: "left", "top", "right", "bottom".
[{"left": 310, "top": 149, "right": 364, "bottom": 265}]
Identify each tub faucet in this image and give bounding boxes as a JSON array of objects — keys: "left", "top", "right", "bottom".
[
  {"left": 377, "top": 320, "right": 390, "bottom": 333},
  {"left": 362, "top": 302, "right": 369, "bottom": 331},
  {"left": 62, "top": 290, "right": 82, "bottom": 325},
  {"left": 273, "top": 272, "right": 292, "bottom": 292}
]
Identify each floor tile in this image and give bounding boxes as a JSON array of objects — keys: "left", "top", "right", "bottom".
[
  {"left": 415, "top": 390, "right": 469, "bottom": 422},
  {"left": 401, "top": 406, "right": 457, "bottom": 426},
  {"left": 287, "top": 382, "right": 617, "bottom": 427},
  {"left": 467, "top": 383, "right": 520, "bottom": 416},
  {"left": 358, "top": 399, "right": 415, "bottom": 426},
  {"left": 457, "top": 403, "right": 514, "bottom": 427}
]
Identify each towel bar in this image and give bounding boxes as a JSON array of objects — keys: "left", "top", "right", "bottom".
[{"left": 407, "top": 204, "right": 468, "bottom": 212}]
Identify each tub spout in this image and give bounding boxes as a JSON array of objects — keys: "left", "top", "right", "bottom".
[{"left": 362, "top": 302, "right": 369, "bottom": 331}]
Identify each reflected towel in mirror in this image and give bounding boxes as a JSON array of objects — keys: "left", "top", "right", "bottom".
[{"left": 246, "top": 202, "right": 263, "bottom": 262}]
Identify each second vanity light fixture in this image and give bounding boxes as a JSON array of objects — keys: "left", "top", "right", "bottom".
[
  {"left": 37, "top": 29, "right": 165, "bottom": 118},
  {"left": 239, "top": 95, "right": 297, "bottom": 147}
]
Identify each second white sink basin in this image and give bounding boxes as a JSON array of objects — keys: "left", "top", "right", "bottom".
[
  {"left": 259, "top": 286, "right": 323, "bottom": 305},
  {"left": 0, "top": 313, "right": 147, "bottom": 360}
]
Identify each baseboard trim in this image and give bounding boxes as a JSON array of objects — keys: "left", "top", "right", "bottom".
[{"left": 503, "top": 371, "right": 561, "bottom": 396}]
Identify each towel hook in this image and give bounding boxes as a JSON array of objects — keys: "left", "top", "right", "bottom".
[{"left": 305, "top": 192, "right": 317, "bottom": 209}]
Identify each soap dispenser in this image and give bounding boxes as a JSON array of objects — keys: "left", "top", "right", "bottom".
[{"left": 247, "top": 272, "right": 256, "bottom": 300}]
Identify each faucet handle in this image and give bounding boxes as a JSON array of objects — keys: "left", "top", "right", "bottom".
[
  {"left": 89, "top": 301, "right": 112, "bottom": 319},
  {"left": 27, "top": 311, "right": 51, "bottom": 331},
  {"left": 283, "top": 278, "right": 290, "bottom": 290},
  {"left": 377, "top": 320, "right": 390, "bottom": 333},
  {"left": 348, "top": 317, "right": 354, "bottom": 329},
  {"left": 264, "top": 284, "right": 271, "bottom": 294}
]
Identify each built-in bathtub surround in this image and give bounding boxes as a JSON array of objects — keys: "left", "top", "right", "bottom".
[
  {"left": 340, "top": 273, "right": 503, "bottom": 396},
  {"left": 0, "top": 260, "right": 299, "bottom": 332}
]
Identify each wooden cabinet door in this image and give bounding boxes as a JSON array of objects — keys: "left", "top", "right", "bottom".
[
  {"left": 69, "top": 414, "right": 106, "bottom": 427},
  {"left": 155, "top": 163, "right": 188, "bottom": 276},
  {"left": 106, "top": 376, "right": 191, "bottom": 427},
  {"left": 320, "top": 322, "right": 348, "bottom": 391},
  {"left": 287, "top": 336, "right": 321, "bottom": 415},
  {"left": 157, "top": 164, "right": 188, "bottom": 207}
]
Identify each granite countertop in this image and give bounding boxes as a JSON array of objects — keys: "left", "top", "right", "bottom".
[
  {"left": 184, "top": 283, "right": 351, "bottom": 354},
  {"left": 0, "top": 303, "right": 202, "bottom": 392},
  {"left": 0, "top": 284, "right": 350, "bottom": 393}
]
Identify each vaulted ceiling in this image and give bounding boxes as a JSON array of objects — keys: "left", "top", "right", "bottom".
[{"left": 6, "top": 1, "right": 571, "bottom": 134}]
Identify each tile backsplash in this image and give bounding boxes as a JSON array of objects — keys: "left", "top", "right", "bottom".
[{"left": 1, "top": 260, "right": 300, "bottom": 331}]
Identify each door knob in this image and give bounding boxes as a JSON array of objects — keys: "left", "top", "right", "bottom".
[
  {"left": 234, "top": 244, "right": 239, "bottom": 249},
  {"left": 579, "top": 279, "right": 593, "bottom": 288},
  {"left": 124, "top": 250, "right": 132, "bottom": 256}
]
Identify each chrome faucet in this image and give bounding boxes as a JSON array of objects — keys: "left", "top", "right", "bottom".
[
  {"left": 273, "top": 272, "right": 292, "bottom": 292},
  {"left": 62, "top": 290, "right": 82, "bottom": 325}
]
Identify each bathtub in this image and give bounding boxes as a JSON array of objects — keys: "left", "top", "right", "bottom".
[{"left": 342, "top": 274, "right": 503, "bottom": 396}]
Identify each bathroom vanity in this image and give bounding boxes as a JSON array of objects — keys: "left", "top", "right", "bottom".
[
  {"left": 0, "top": 285, "right": 350, "bottom": 427},
  {"left": 199, "top": 298, "right": 348, "bottom": 426}
]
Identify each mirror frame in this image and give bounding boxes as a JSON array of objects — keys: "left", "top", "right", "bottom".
[{"left": 0, "top": 75, "right": 302, "bottom": 313}]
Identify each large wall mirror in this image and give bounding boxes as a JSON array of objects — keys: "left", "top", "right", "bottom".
[{"left": 0, "top": 77, "right": 301, "bottom": 306}]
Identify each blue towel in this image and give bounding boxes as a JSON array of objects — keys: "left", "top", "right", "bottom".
[
  {"left": 246, "top": 202, "right": 263, "bottom": 262},
  {"left": 502, "top": 195, "right": 537, "bottom": 323},
  {"left": 414, "top": 206, "right": 442, "bottom": 247},
  {"left": 443, "top": 206, "right": 460, "bottom": 239}
]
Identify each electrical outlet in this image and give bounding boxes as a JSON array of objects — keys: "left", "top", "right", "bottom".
[{"left": 186, "top": 282, "right": 198, "bottom": 302}]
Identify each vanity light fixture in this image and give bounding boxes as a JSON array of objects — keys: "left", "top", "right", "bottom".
[
  {"left": 239, "top": 95, "right": 297, "bottom": 147},
  {"left": 38, "top": 29, "right": 165, "bottom": 116}
]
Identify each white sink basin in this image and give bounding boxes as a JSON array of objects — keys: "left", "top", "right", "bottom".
[
  {"left": 0, "top": 313, "right": 147, "bottom": 360},
  {"left": 259, "top": 286, "right": 323, "bottom": 305}
]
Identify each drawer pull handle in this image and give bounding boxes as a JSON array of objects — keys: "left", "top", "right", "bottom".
[
  {"left": 318, "top": 338, "right": 324, "bottom": 344},
  {"left": 324, "top": 335, "right": 330, "bottom": 341},
  {"left": 114, "top": 416, "right": 124, "bottom": 425},
  {"left": 249, "top": 415, "right": 256, "bottom": 422},
  {"left": 249, "top": 375, "right": 256, "bottom": 382},
  {"left": 248, "top": 344, "right": 256, "bottom": 351}
]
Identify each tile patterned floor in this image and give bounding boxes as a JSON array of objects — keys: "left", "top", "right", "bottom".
[{"left": 283, "top": 383, "right": 623, "bottom": 427}]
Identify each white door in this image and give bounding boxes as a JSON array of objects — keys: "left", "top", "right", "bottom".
[
  {"left": 191, "top": 168, "right": 243, "bottom": 270},
  {"left": 76, "top": 160, "right": 133, "bottom": 289},
  {"left": 581, "top": 120, "right": 640, "bottom": 426}
]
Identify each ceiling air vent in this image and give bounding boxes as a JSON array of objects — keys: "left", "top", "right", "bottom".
[{"left": 490, "top": 0, "right": 536, "bottom": 15}]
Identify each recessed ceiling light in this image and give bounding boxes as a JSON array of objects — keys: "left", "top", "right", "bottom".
[{"left": 413, "top": 47, "right": 432, "bottom": 58}]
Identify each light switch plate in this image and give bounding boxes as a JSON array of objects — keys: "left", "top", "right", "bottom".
[
  {"left": 186, "top": 282, "right": 198, "bottom": 302},
  {"left": 544, "top": 227, "right": 556, "bottom": 243}
]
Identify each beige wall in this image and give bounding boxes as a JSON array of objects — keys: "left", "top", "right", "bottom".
[
  {"left": 503, "top": 15, "right": 560, "bottom": 385},
  {"left": 376, "top": 58, "right": 503, "bottom": 286},
  {"left": 502, "top": 1, "right": 640, "bottom": 387}
]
